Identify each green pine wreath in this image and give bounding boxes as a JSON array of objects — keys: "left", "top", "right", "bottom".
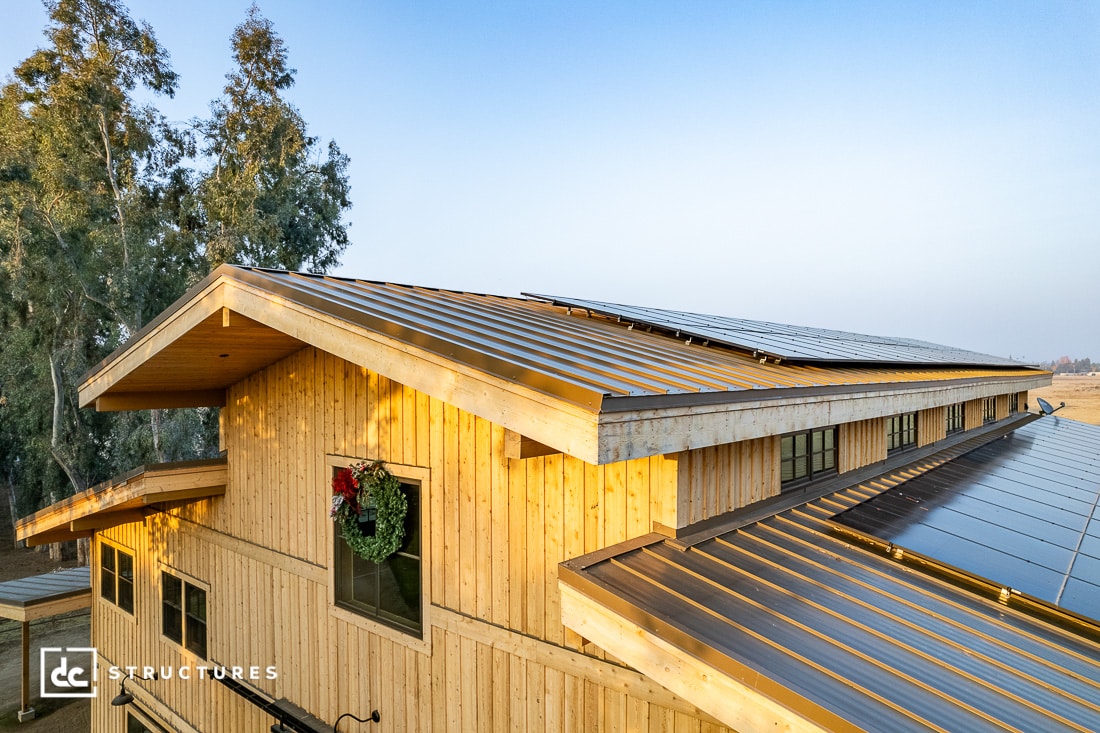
[{"left": 330, "top": 460, "right": 408, "bottom": 563}]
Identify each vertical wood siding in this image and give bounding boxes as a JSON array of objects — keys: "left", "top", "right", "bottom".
[
  {"left": 964, "top": 398, "right": 984, "bottom": 431},
  {"left": 918, "top": 407, "right": 946, "bottom": 447},
  {"left": 91, "top": 346, "right": 727, "bottom": 732},
  {"left": 838, "top": 417, "right": 886, "bottom": 473},
  {"left": 672, "top": 437, "right": 780, "bottom": 527}
]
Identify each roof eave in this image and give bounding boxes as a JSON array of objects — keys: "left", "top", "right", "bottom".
[
  {"left": 594, "top": 372, "right": 1052, "bottom": 464},
  {"left": 15, "top": 458, "right": 228, "bottom": 547}
]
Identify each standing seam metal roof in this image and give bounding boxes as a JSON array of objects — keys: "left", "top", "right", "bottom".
[
  {"left": 218, "top": 268, "right": 1044, "bottom": 404},
  {"left": 561, "top": 417, "right": 1100, "bottom": 732}
]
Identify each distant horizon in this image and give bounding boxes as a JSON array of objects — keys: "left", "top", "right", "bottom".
[{"left": 3, "top": 0, "right": 1098, "bottom": 363}]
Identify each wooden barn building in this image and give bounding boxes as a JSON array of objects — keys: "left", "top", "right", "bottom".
[{"left": 16, "top": 265, "right": 1100, "bottom": 732}]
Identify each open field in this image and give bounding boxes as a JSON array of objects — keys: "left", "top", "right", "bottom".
[{"left": 1031, "top": 374, "right": 1100, "bottom": 426}]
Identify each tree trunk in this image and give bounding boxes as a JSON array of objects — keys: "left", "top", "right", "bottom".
[
  {"left": 48, "top": 348, "right": 87, "bottom": 494},
  {"left": 4, "top": 477, "right": 19, "bottom": 550},
  {"left": 151, "top": 408, "right": 165, "bottom": 463}
]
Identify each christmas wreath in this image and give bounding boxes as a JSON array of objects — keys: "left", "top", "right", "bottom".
[{"left": 330, "top": 460, "right": 408, "bottom": 563}]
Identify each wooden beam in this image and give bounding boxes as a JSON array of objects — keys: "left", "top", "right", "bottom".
[
  {"left": 21, "top": 592, "right": 92, "bottom": 622},
  {"left": 503, "top": 430, "right": 563, "bottom": 459},
  {"left": 69, "top": 508, "right": 149, "bottom": 532},
  {"left": 20, "top": 621, "right": 31, "bottom": 719},
  {"left": 560, "top": 584, "right": 834, "bottom": 733},
  {"left": 95, "top": 389, "right": 227, "bottom": 411},
  {"left": 20, "top": 526, "right": 93, "bottom": 547},
  {"left": 141, "top": 485, "right": 226, "bottom": 504}
]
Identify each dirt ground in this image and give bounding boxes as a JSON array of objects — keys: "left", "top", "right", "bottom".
[
  {"left": 1031, "top": 374, "right": 1100, "bottom": 426},
  {"left": 0, "top": 496, "right": 89, "bottom": 732}
]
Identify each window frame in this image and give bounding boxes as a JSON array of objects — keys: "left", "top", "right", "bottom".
[
  {"left": 326, "top": 456, "right": 431, "bottom": 653},
  {"left": 126, "top": 706, "right": 168, "bottom": 733},
  {"left": 886, "top": 413, "right": 918, "bottom": 454},
  {"left": 945, "top": 403, "right": 965, "bottom": 435},
  {"left": 779, "top": 426, "right": 838, "bottom": 490},
  {"left": 98, "top": 538, "right": 135, "bottom": 616},
  {"left": 159, "top": 567, "right": 208, "bottom": 660},
  {"left": 1009, "top": 393, "right": 1019, "bottom": 415},
  {"left": 983, "top": 397, "right": 997, "bottom": 423}
]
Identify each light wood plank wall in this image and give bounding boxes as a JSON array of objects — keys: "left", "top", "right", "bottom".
[
  {"left": 918, "top": 406, "right": 946, "bottom": 447},
  {"left": 964, "top": 398, "right": 984, "bottom": 431},
  {"left": 837, "top": 417, "right": 886, "bottom": 473},
  {"left": 92, "top": 346, "right": 731, "bottom": 732},
  {"left": 671, "top": 437, "right": 780, "bottom": 527}
]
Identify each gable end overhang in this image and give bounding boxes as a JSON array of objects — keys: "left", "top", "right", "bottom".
[{"left": 78, "top": 266, "right": 606, "bottom": 463}]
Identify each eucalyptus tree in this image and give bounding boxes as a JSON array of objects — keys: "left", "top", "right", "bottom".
[
  {"left": 0, "top": 0, "right": 192, "bottom": 507},
  {"left": 195, "top": 4, "right": 351, "bottom": 272}
]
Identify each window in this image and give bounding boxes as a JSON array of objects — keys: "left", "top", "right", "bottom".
[
  {"left": 127, "top": 710, "right": 167, "bottom": 733},
  {"left": 162, "top": 572, "right": 207, "bottom": 658},
  {"left": 983, "top": 397, "right": 997, "bottom": 423},
  {"left": 100, "top": 542, "right": 134, "bottom": 614},
  {"left": 1009, "top": 393, "right": 1019, "bottom": 415},
  {"left": 887, "top": 413, "right": 917, "bottom": 453},
  {"left": 334, "top": 472, "right": 422, "bottom": 636},
  {"left": 945, "top": 403, "right": 965, "bottom": 435},
  {"left": 780, "top": 427, "right": 837, "bottom": 488}
]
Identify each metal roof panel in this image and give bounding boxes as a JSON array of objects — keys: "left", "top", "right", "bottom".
[{"left": 561, "top": 417, "right": 1100, "bottom": 732}]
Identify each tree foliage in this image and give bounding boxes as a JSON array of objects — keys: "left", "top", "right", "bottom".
[
  {"left": 195, "top": 4, "right": 350, "bottom": 272},
  {"left": 0, "top": 1, "right": 351, "bottom": 517},
  {"left": 1046, "top": 356, "right": 1094, "bottom": 375}
]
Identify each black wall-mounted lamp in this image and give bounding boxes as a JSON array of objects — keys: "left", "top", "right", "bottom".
[
  {"left": 334, "top": 710, "right": 381, "bottom": 730},
  {"left": 110, "top": 672, "right": 158, "bottom": 707}
]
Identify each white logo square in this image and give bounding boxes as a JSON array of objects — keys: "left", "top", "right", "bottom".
[{"left": 40, "top": 647, "right": 98, "bottom": 698}]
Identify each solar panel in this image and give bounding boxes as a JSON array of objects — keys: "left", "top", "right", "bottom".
[
  {"left": 834, "top": 417, "right": 1100, "bottom": 617},
  {"left": 525, "top": 294, "right": 1028, "bottom": 367}
]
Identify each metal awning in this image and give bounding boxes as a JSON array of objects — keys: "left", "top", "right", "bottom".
[
  {"left": 0, "top": 567, "right": 92, "bottom": 723},
  {"left": 0, "top": 566, "right": 91, "bottom": 623},
  {"left": 560, "top": 416, "right": 1100, "bottom": 732}
]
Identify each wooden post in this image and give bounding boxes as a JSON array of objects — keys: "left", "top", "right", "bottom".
[{"left": 18, "top": 620, "right": 36, "bottom": 721}]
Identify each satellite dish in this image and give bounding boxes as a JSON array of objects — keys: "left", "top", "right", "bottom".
[{"left": 1036, "top": 397, "right": 1066, "bottom": 415}]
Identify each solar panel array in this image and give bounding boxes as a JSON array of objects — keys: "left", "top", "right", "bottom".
[
  {"left": 834, "top": 416, "right": 1100, "bottom": 617},
  {"left": 526, "top": 294, "right": 1027, "bottom": 367}
]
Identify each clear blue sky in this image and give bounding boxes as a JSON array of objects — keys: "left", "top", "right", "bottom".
[{"left": 4, "top": 1, "right": 1098, "bottom": 363}]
